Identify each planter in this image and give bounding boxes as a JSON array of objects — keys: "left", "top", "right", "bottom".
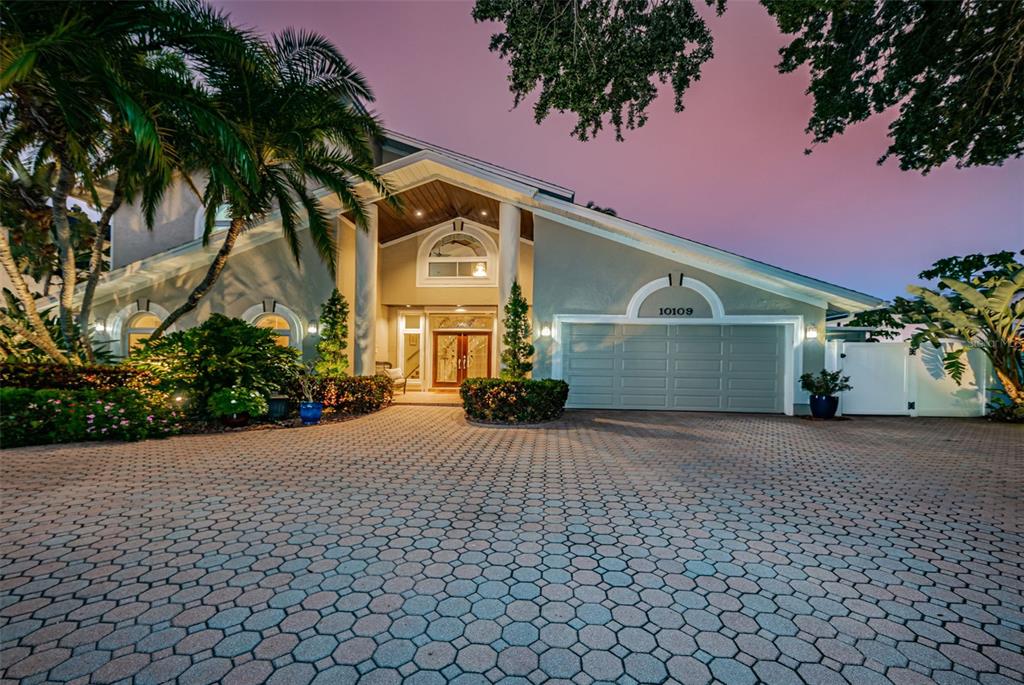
[
  {"left": 268, "top": 395, "right": 290, "bottom": 420},
  {"left": 809, "top": 395, "right": 839, "bottom": 419},
  {"left": 299, "top": 401, "right": 323, "bottom": 426},
  {"left": 220, "top": 412, "right": 250, "bottom": 428}
]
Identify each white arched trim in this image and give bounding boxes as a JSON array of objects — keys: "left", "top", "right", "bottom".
[
  {"left": 415, "top": 219, "right": 498, "bottom": 288},
  {"left": 106, "top": 301, "right": 174, "bottom": 358},
  {"left": 241, "top": 303, "right": 304, "bottom": 349},
  {"left": 193, "top": 205, "right": 233, "bottom": 241},
  {"left": 625, "top": 275, "right": 725, "bottom": 320}
]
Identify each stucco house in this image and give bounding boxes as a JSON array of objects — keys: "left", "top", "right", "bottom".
[{"left": 79, "top": 131, "right": 881, "bottom": 415}]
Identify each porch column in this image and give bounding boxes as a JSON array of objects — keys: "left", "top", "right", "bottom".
[
  {"left": 498, "top": 203, "right": 521, "bottom": 369},
  {"left": 354, "top": 203, "right": 378, "bottom": 376}
]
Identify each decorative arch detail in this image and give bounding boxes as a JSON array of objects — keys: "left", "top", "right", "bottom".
[
  {"left": 241, "top": 302, "right": 304, "bottom": 349},
  {"left": 415, "top": 220, "right": 498, "bottom": 288},
  {"left": 625, "top": 275, "right": 725, "bottom": 320}
]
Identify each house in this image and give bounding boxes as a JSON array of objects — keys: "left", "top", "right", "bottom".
[{"left": 81, "top": 131, "right": 882, "bottom": 415}]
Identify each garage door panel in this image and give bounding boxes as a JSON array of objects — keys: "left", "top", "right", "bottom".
[
  {"left": 621, "top": 358, "right": 669, "bottom": 372},
  {"left": 673, "top": 341, "right": 724, "bottom": 355},
  {"left": 620, "top": 338, "right": 669, "bottom": 354},
  {"left": 564, "top": 323, "right": 784, "bottom": 413},
  {"left": 673, "top": 358, "right": 723, "bottom": 373}
]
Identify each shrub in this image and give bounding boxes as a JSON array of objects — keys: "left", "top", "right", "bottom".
[
  {"left": 799, "top": 370, "right": 853, "bottom": 397},
  {"left": 0, "top": 387, "right": 182, "bottom": 448},
  {"left": 315, "top": 289, "right": 350, "bottom": 375},
  {"left": 0, "top": 362, "right": 158, "bottom": 392},
  {"left": 288, "top": 374, "right": 393, "bottom": 414},
  {"left": 130, "top": 314, "right": 300, "bottom": 414},
  {"left": 460, "top": 378, "right": 569, "bottom": 424},
  {"left": 207, "top": 387, "right": 269, "bottom": 419}
]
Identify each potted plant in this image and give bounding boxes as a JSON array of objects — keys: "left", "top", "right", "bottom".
[
  {"left": 800, "top": 370, "right": 853, "bottom": 419},
  {"left": 207, "top": 387, "right": 269, "bottom": 427},
  {"left": 294, "top": 364, "right": 323, "bottom": 426}
]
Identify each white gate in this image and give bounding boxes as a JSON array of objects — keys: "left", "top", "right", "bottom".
[{"left": 826, "top": 341, "right": 989, "bottom": 417}]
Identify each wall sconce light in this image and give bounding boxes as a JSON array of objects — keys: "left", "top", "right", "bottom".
[
  {"left": 307, "top": 323, "right": 319, "bottom": 335},
  {"left": 540, "top": 325, "right": 552, "bottom": 337},
  {"left": 93, "top": 322, "right": 107, "bottom": 334},
  {"left": 805, "top": 325, "right": 819, "bottom": 340}
]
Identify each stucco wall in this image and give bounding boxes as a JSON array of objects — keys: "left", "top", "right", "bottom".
[
  {"left": 531, "top": 216, "right": 826, "bottom": 405},
  {"left": 379, "top": 229, "right": 534, "bottom": 307},
  {"left": 111, "top": 177, "right": 204, "bottom": 268},
  {"left": 95, "top": 230, "right": 335, "bottom": 360}
]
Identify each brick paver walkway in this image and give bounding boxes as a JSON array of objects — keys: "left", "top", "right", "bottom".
[{"left": 1, "top": 407, "right": 1021, "bottom": 685}]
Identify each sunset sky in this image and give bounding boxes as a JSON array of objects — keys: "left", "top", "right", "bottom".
[{"left": 219, "top": 0, "right": 1022, "bottom": 299}]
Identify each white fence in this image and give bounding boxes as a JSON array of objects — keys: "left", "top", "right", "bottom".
[{"left": 825, "top": 341, "right": 989, "bottom": 417}]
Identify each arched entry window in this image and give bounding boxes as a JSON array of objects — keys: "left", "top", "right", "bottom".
[
  {"left": 125, "top": 312, "right": 161, "bottom": 352},
  {"left": 416, "top": 222, "right": 497, "bottom": 287},
  {"left": 254, "top": 313, "right": 292, "bottom": 347}
]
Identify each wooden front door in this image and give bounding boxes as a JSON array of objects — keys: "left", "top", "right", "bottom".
[{"left": 433, "top": 332, "right": 491, "bottom": 387}]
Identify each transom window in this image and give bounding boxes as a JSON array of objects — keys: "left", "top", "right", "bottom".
[
  {"left": 417, "top": 223, "right": 497, "bottom": 287},
  {"left": 254, "top": 313, "right": 291, "bottom": 347},
  {"left": 125, "top": 312, "right": 160, "bottom": 352}
]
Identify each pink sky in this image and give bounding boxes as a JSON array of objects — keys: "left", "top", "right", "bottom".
[{"left": 219, "top": 0, "right": 1022, "bottom": 299}]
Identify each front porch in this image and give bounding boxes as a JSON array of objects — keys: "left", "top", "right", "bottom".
[
  {"left": 340, "top": 174, "right": 536, "bottom": 387},
  {"left": 391, "top": 389, "right": 461, "bottom": 406}
]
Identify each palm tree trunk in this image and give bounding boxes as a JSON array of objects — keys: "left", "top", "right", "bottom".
[
  {"left": 150, "top": 217, "right": 244, "bottom": 340},
  {"left": 0, "top": 226, "right": 71, "bottom": 364},
  {"left": 995, "top": 367, "right": 1023, "bottom": 407},
  {"left": 78, "top": 182, "right": 124, "bottom": 362},
  {"left": 52, "top": 159, "right": 77, "bottom": 346}
]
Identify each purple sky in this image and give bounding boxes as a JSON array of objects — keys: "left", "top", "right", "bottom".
[{"left": 219, "top": 0, "right": 1022, "bottom": 299}]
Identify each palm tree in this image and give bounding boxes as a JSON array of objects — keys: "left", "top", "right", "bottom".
[
  {"left": 1, "top": 0, "right": 258, "bottom": 362},
  {"left": 150, "top": 29, "right": 391, "bottom": 338}
]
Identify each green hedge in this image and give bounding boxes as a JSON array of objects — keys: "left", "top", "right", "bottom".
[
  {"left": 0, "top": 363, "right": 159, "bottom": 392},
  {"left": 1, "top": 387, "right": 183, "bottom": 448},
  {"left": 289, "top": 374, "right": 394, "bottom": 415},
  {"left": 460, "top": 378, "right": 569, "bottom": 424}
]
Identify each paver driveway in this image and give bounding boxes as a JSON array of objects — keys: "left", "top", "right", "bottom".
[{"left": 1, "top": 407, "right": 1022, "bottom": 685}]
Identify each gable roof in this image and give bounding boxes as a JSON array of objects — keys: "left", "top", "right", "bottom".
[{"left": 59, "top": 133, "right": 882, "bottom": 313}]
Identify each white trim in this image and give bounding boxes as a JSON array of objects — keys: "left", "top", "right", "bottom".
[
  {"left": 625, "top": 275, "right": 726, "bottom": 319},
  {"left": 241, "top": 303, "right": 304, "bottom": 350},
  {"left": 550, "top": 309, "right": 803, "bottom": 416},
  {"left": 415, "top": 221, "right": 498, "bottom": 288},
  {"left": 106, "top": 301, "right": 174, "bottom": 358}
]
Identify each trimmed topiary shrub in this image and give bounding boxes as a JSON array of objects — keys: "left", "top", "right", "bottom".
[
  {"left": 460, "top": 378, "right": 569, "bottom": 424},
  {"left": 288, "top": 374, "right": 394, "bottom": 415},
  {"left": 0, "top": 387, "right": 183, "bottom": 448},
  {"left": 0, "top": 363, "right": 159, "bottom": 392}
]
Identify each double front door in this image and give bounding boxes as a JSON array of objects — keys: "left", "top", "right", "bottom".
[{"left": 433, "top": 332, "right": 490, "bottom": 386}]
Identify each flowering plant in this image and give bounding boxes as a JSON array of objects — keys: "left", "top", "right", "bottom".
[{"left": 206, "top": 387, "right": 268, "bottom": 418}]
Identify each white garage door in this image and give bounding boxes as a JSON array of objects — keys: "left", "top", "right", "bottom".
[{"left": 563, "top": 323, "right": 786, "bottom": 412}]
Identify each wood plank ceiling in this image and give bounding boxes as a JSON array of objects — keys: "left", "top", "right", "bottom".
[{"left": 347, "top": 180, "right": 534, "bottom": 243}]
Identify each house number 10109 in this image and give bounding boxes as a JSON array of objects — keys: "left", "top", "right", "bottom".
[{"left": 659, "top": 307, "right": 694, "bottom": 316}]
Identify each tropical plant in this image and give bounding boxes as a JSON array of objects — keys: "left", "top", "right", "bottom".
[
  {"left": 799, "top": 370, "right": 852, "bottom": 398},
  {"left": 206, "top": 387, "right": 268, "bottom": 419},
  {"left": 129, "top": 314, "right": 300, "bottom": 414},
  {"left": 1, "top": 0, "right": 260, "bottom": 362},
  {"left": 289, "top": 374, "right": 394, "bottom": 415},
  {"left": 150, "top": 29, "right": 392, "bottom": 338},
  {"left": 500, "top": 280, "right": 534, "bottom": 380},
  {"left": 474, "top": 1, "right": 1024, "bottom": 171},
  {"left": 849, "top": 251, "right": 1024, "bottom": 414},
  {"left": 315, "top": 289, "right": 350, "bottom": 375}
]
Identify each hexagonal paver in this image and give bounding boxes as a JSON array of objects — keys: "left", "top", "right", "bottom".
[{"left": 0, "top": 408, "right": 1019, "bottom": 685}]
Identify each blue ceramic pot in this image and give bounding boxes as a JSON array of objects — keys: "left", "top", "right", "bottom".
[
  {"left": 299, "top": 402, "right": 323, "bottom": 426},
  {"left": 809, "top": 395, "right": 839, "bottom": 419}
]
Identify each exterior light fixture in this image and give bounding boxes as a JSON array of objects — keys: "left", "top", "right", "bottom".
[
  {"left": 472, "top": 262, "right": 487, "bottom": 278},
  {"left": 540, "top": 325, "right": 552, "bottom": 337},
  {"left": 455, "top": 306, "right": 467, "bottom": 313},
  {"left": 805, "top": 325, "right": 819, "bottom": 340},
  {"left": 93, "top": 322, "right": 107, "bottom": 333},
  {"left": 307, "top": 323, "right": 319, "bottom": 335},
  {"left": 415, "top": 209, "right": 424, "bottom": 217},
  {"left": 480, "top": 210, "right": 488, "bottom": 216}
]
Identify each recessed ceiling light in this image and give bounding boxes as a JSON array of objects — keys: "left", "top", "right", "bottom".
[
  {"left": 480, "top": 210, "right": 488, "bottom": 216},
  {"left": 414, "top": 209, "right": 424, "bottom": 217}
]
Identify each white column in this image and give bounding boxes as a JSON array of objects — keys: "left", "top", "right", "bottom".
[
  {"left": 354, "top": 203, "right": 378, "bottom": 376},
  {"left": 498, "top": 202, "right": 521, "bottom": 369}
]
